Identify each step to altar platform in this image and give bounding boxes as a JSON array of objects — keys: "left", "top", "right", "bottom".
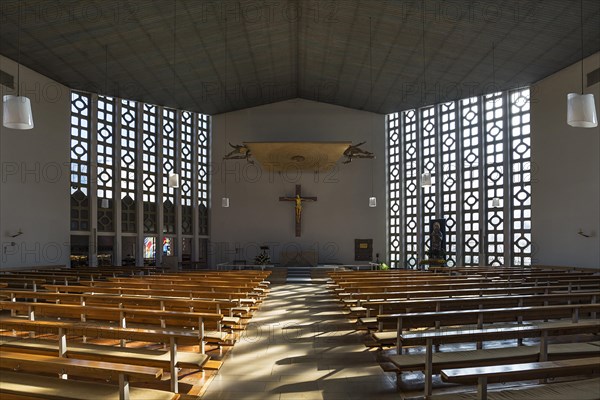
[{"left": 286, "top": 266, "right": 312, "bottom": 283}]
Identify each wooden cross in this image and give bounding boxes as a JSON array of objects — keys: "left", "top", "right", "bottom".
[{"left": 279, "top": 185, "right": 317, "bottom": 237}]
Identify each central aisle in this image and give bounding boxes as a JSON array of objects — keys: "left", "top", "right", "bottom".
[{"left": 201, "top": 284, "right": 398, "bottom": 400}]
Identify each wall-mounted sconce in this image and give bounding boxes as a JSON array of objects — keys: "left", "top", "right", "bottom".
[
  {"left": 7, "top": 229, "right": 23, "bottom": 238},
  {"left": 578, "top": 229, "right": 594, "bottom": 238}
]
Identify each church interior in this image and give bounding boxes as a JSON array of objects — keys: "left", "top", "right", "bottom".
[{"left": 0, "top": 0, "right": 599, "bottom": 399}]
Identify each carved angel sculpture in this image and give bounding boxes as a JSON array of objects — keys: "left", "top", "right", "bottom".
[{"left": 343, "top": 142, "right": 375, "bottom": 164}]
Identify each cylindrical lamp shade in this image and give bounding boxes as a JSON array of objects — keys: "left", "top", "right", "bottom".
[
  {"left": 100, "top": 198, "right": 110, "bottom": 209},
  {"left": 3, "top": 95, "right": 34, "bottom": 129},
  {"left": 369, "top": 197, "right": 377, "bottom": 207},
  {"left": 167, "top": 173, "right": 180, "bottom": 188},
  {"left": 492, "top": 198, "right": 501, "bottom": 208},
  {"left": 221, "top": 197, "right": 230, "bottom": 208},
  {"left": 567, "top": 93, "right": 598, "bottom": 128},
  {"left": 421, "top": 172, "right": 432, "bottom": 187}
]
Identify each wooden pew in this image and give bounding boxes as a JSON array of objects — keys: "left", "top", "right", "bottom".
[
  {"left": 42, "top": 284, "right": 259, "bottom": 310},
  {"left": 376, "top": 303, "right": 600, "bottom": 354},
  {"left": 360, "top": 291, "right": 599, "bottom": 330},
  {"left": 338, "top": 282, "right": 600, "bottom": 307},
  {"left": 0, "top": 277, "right": 46, "bottom": 291},
  {"left": 0, "top": 273, "right": 83, "bottom": 285},
  {"left": 0, "top": 301, "right": 225, "bottom": 352},
  {"left": 335, "top": 280, "right": 588, "bottom": 294},
  {"left": 0, "top": 317, "right": 215, "bottom": 393},
  {"left": 2, "top": 290, "right": 243, "bottom": 335},
  {"left": 0, "top": 350, "right": 168, "bottom": 400},
  {"left": 437, "top": 357, "right": 600, "bottom": 400},
  {"left": 80, "top": 281, "right": 262, "bottom": 298},
  {"left": 384, "top": 320, "right": 600, "bottom": 397}
]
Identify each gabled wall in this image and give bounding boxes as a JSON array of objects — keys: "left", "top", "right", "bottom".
[
  {"left": 210, "top": 99, "right": 386, "bottom": 266},
  {"left": 531, "top": 51, "right": 600, "bottom": 269},
  {"left": 0, "top": 55, "right": 70, "bottom": 269}
]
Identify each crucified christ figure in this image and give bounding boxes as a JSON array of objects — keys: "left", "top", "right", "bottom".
[
  {"left": 280, "top": 194, "right": 315, "bottom": 224},
  {"left": 279, "top": 185, "right": 318, "bottom": 237}
]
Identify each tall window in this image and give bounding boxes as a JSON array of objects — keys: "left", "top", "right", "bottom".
[
  {"left": 70, "top": 91, "right": 91, "bottom": 232},
  {"left": 97, "top": 95, "right": 115, "bottom": 232},
  {"left": 162, "top": 109, "right": 177, "bottom": 235},
  {"left": 181, "top": 111, "right": 194, "bottom": 235},
  {"left": 142, "top": 104, "right": 158, "bottom": 234},
  {"left": 70, "top": 91, "right": 211, "bottom": 264},
  {"left": 197, "top": 114, "right": 210, "bottom": 236},
  {"left": 387, "top": 88, "right": 532, "bottom": 267},
  {"left": 120, "top": 99, "right": 137, "bottom": 233}
]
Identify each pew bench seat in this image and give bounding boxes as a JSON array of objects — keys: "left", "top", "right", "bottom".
[
  {"left": 435, "top": 357, "right": 600, "bottom": 400},
  {"left": 349, "top": 306, "right": 368, "bottom": 314},
  {"left": 372, "top": 319, "right": 600, "bottom": 346},
  {"left": 387, "top": 345, "right": 540, "bottom": 372},
  {"left": 0, "top": 371, "right": 178, "bottom": 400},
  {"left": 222, "top": 316, "right": 240, "bottom": 325},
  {"left": 429, "top": 377, "right": 600, "bottom": 400},
  {"left": 0, "top": 337, "right": 210, "bottom": 369},
  {"left": 386, "top": 342, "right": 600, "bottom": 372}
]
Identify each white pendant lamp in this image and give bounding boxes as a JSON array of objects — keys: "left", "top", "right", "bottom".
[
  {"left": 567, "top": 0, "right": 598, "bottom": 128},
  {"left": 221, "top": 197, "right": 230, "bottom": 208},
  {"left": 3, "top": 95, "right": 34, "bottom": 129},
  {"left": 492, "top": 198, "right": 501, "bottom": 208},
  {"left": 101, "top": 198, "right": 110, "bottom": 209},
  {"left": 369, "top": 197, "right": 377, "bottom": 208},
  {"left": 568, "top": 93, "right": 597, "bottom": 128},
  {"left": 167, "top": 172, "right": 180, "bottom": 188},
  {"left": 421, "top": 172, "right": 432, "bottom": 187},
  {"left": 3, "top": 2, "right": 34, "bottom": 130}
]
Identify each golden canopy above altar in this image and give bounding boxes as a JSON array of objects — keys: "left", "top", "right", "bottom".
[{"left": 244, "top": 141, "right": 352, "bottom": 173}]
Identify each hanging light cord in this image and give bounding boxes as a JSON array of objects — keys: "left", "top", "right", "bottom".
[
  {"left": 104, "top": 45, "right": 108, "bottom": 95},
  {"left": 421, "top": 0, "right": 426, "bottom": 93},
  {"left": 369, "top": 17, "right": 375, "bottom": 198},
  {"left": 369, "top": 18, "right": 373, "bottom": 103},
  {"left": 492, "top": 42, "right": 496, "bottom": 91},
  {"left": 580, "top": 0, "right": 584, "bottom": 94},
  {"left": 17, "top": 1, "right": 21, "bottom": 96},
  {"left": 224, "top": 15, "right": 228, "bottom": 198},
  {"left": 173, "top": 0, "right": 177, "bottom": 93}
]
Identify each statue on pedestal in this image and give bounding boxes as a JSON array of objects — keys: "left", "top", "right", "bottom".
[{"left": 423, "top": 219, "right": 447, "bottom": 266}]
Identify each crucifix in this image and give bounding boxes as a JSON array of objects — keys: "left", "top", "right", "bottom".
[{"left": 279, "top": 185, "right": 317, "bottom": 237}]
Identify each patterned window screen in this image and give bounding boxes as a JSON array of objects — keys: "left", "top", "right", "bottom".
[{"left": 387, "top": 88, "right": 531, "bottom": 267}]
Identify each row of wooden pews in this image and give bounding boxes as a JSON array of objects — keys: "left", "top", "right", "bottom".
[
  {"left": 329, "top": 266, "right": 600, "bottom": 399},
  {"left": 0, "top": 267, "right": 270, "bottom": 399}
]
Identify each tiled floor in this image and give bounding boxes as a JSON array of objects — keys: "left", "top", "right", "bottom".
[{"left": 200, "top": 284, "right": 399, "bottom": 400}]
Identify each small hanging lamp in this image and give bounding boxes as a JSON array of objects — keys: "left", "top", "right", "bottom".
[
  {"left": 567, "top": 0, "right": 598, "bottom": 128},
  {"left": 167, "top": 173, "right": 180, "bottom": 188},
  {"left": 3, "top": 2, "right": 34, "bottom": 130},
  {"left": 421, "top": 172, "right": 432, "bottom": 187}
]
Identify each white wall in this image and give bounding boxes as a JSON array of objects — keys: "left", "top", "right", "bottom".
[
  {"left": 531, "top": 51, "right": 600, "bottom": 269},
  {"left": 0, "top": 55, "right": 70, "bottom": 269},
  {"left": 210, "top": 99, "right": 386, "bottom": 266}
]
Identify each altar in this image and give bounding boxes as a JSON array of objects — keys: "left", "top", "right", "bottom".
[{"left": 280, "top": 249, "right": 318, "bottom": 268}]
